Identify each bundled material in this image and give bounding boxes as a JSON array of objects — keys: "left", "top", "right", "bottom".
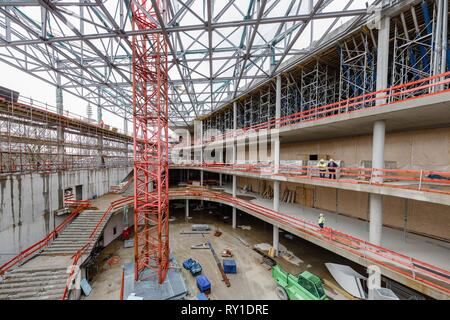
[
  {"left": 259, "top": 182, "right": 273, "bottom": 199},
  {"left": 281, "top": 188, "right": 296, "bottom": 203}
]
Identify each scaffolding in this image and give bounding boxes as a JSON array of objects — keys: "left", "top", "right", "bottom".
[
  {"left": 281, "top": 74, "right": 301, "bottom": 121},
  {"left": 0, "top": 98, "right": 132, "bottom": 174},
  {"left": 301, "top": 62, "right": 339, "bottom": 116},
  {"left": 338, "top": 32, "right": 376, "bottom": 107}
]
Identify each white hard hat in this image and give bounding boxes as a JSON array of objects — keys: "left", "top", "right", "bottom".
[{"left": 320, "top": 213, "right": 324, "bottom": 216}]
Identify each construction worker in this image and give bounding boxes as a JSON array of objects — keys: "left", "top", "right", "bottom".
[
  {"left": 318, "top": 213, "right": 325, "bottom": 229},
  {"left": 328, "top": 159, "right": 338, "bottom": 179},
  {"left": 317, "top": 159, "right": 327, "bottom": 178}
]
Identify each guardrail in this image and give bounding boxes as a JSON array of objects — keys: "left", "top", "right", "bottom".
[
  {"left": 169, "top": 188, "right": 450, "bottom": 296},
  {"left": 189, "top": 71, "right": 450, "bottom": 145},
  {"left": 0, "top": 160, "right": 133, "bottom": 175},
  {"left": 0, "top": 200, "right": 91, "bottom": 276},
  {"left": 61, "top": 196, "right": 133, "bottom": 300},
  {"left": 171, "top": 162, "right": 450, "bottom": 196}
]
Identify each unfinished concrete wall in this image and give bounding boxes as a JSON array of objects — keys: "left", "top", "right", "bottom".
[
  {"left": 0, "top": 166, "right": 132, "bottom": 265},
  {"left": 102, "top": 206, "right": 134, "bottom": 247},
  {"left": 236, "top": 176, "right": 449, "bottom": 241},
  {"left": 280, "top": 127, "right": 450, "bottom": 170},
  {"left": 309, "top": 186, "right": 450, "bottom": 241}
]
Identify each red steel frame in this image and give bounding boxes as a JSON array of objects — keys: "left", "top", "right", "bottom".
[{"left": 131, "top": 0, "right": 170, "bottom": 284}]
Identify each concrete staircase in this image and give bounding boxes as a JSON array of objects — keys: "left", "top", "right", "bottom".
[
  {"left": 42, "top": 211, "right": 108, "bottom": 256},
  {"left": 0, "top": 267, "right": 68, "bottom": 300},
  {"left": 0, "top": 210, "right": 110, "bottom": 300}
]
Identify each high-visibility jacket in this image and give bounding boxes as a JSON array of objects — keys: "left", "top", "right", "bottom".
[
  {"left": 318, "top": 216, "right": 325, "bottom": 224},
  {"left": 317, "top": 162, "right": 327, "bottom": 170}
]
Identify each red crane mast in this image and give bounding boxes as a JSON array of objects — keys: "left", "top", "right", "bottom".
[{"left": 131, "top": 0, "right": 170, "bottom": 284}]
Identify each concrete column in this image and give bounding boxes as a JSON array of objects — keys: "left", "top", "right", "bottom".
[
  {"left": 371, "top": 120, "right": 385, "bottom": 183},
  {"left": 185, "top": 199, "right": 189, "bottom": 220},
  {"left": 232, "top": 175, "right": 237, "bottom": 228},
  {"left": 200, "top": 170, "right": 204, "bottom": 186},
  {"left": 273, "top": 225, "right": 279, "bottom": 256},
  {"left": 232, "top": 101, "right": 237, "bottom": 165},
  {"left": 232, "top": 208, "right": 237, "bottom": 229},
  {"left": 273, "top": 180, "right": 280, "bottom": 212},
  {"left": 272, "top": 180, "right": 280, "bottom": 256},
  {"left": 219, "top": 173, "right": 222, "bottom": 186},
  {"left": 273, "top": 75, "right": 281, "bottom": 173},
  {"left": 97, "top": 93, "right": 104, "bottom": 166},
  {"left": 56, "top": 61, "right": 64, "bottom": 208},
  {"left": 369, "top": 194, "right": 383, "bottom": 245},
  {"left": 368, "top": 14, "right": 390, "bottom": 299}
]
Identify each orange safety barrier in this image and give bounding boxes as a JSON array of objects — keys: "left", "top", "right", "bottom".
[
  {"left": 0, "top": 200, "right": 91, "bottom": 276},
  {"left": 172, "top": 162, "right": 450, "bottom": 196},
  {"left": 55, "top": 188, "right": 449, "bottom": 299},
  {"left": 178, "top": 71, "right": 450, "bottom": 146},
  {"left": 61, "top": 196, "right": 133, "bottom": 300},
  {"left": 169, "top": 188, "right": 450, "bottom": 295}
]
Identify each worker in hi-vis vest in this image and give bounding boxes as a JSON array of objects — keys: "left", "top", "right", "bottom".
[
  {"left": 318, "top": 213, "right": 325, "bottom": 229},
  {"left": 317, "top": 159, "right": 327, "bottom": 178}
]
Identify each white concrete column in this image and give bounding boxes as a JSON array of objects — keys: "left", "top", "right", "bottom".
[
  {"left": 232, "top": 175, "right": 237, "bottom": 228},
  {"left": 56, "top": 62, "right": 64, "bottom": 208},
  {"left": 185, "top": 199, "right": 189, "bottom": 220},
  {"left": 273, "top": 180, "right": 280, "bottom": 256},
  {"left": 368, "top": 14, "right": 390, "bottom": 299},
  {"left": 97, "top": 91, "right": 104, "bottom": 166},
  {"left": 232, "top": 208, "right": 237, "bottom": 229},
  {"left": 232, "top": 101, "right": 237, "bottom": 165},
  {"left": 273, "top": 180, "right": 280, "bottom": 212},
  {"left": 200, "top": 170, "right": 204, "bottom": 186},
  {"left": 371, "top": 120, "right": 385, "bottom": 183},
  {"left": 369, "top": 194, "right": 383, "bottom": 245},
  {"left": 273, "top": 225, "right": 279, "bottom": 256},
  {"left": 273, "top": 75, "right": 281, "bottom": 173}
]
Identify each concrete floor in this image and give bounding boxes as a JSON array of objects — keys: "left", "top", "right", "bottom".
[
  {"left": 220, "top": 185, "right": 450, "bottom": 271},
  {"left": 84, "top": 203, "right": 356, "bottom": 300}
]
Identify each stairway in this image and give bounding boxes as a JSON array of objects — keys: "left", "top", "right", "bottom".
[
  {"left": 0, "top": 210, "right": 111, "bottom": 300},
  {"left": 42, "top": 211, "right": 109, "bottom": 256},
  {"left": 0, "top": 267, "right": 68, "bottom": 300}
]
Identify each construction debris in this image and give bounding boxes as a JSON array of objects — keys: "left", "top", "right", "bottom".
[
  {"left": 191, "top": 243, "right": 210, "bottom": 250},
  {"left": 281, "top": 188, "right": 296, "bottom": 203},
  {"left": 235, "top": 236, "right": 250, "bottom": 247},
  {"left": 124, "top": 239, "right": 134, "bottom": 248},
  {"left": 221, "top": 249, "right": 233, "bottom": 257},
  {"left": 259, "top": 180, "right": 273, "bottom": 199},
  {"left": 192, "top": 224, "right": 210, "bottom": 231},
  {"left": 180, "top": 231, "right": 211, "bottom": 235},
  {"left": 208, "top": 241, "right": 231, "bottom": 287},
  {"left": 237, "top": 225, "right": 251, "bottom": 230}
]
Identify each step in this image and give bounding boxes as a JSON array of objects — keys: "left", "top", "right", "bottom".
[
  {"left": 0, "top": 287, "right": 65, "bottom": 300},
  {"left": 0, "top": 282, "right": 66, "bottom": 295},
  {"left": 51, "top": 239, "right": 95, "bottom": 243},
  {"left": 0, "top": 275, "right": 68, "bottom": 287},
  {"left": 22, "top": 293, "right": 63, "bottom": 300},
  {"left": 8, "top": 268, "right": 67, "bottom": 277}
]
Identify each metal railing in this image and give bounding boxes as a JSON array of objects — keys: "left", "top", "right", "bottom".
[
  {"left": 61, "top": 196, "right": 133, "bottom": 300},
  {"left": 181, "top": 71, "right": 450, "bottom": 146},
  {"left": 169, "top": 188, "right": 450, "bottom": 295},
  {"left": 0, "top": 200, "right": 91, "bottom": 276},
  {"left": 171, "top": 162, "right": 450, "bottom": 196}
]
